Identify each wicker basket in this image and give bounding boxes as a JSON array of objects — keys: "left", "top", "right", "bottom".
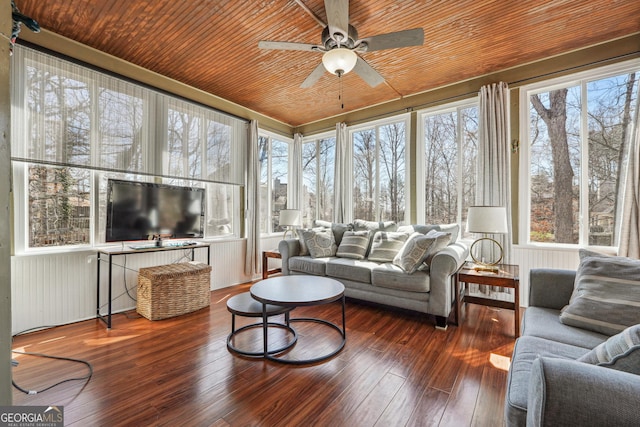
[{"left": 137, "top": 262, "right": 212, "bottom": 320}]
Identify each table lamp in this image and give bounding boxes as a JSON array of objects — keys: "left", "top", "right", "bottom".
[
  {"left": 466, "top": 206, "right": 508, "bottom": 272},
  {"left": 279, "top": 209, "right": 301, "bottom": 239}
]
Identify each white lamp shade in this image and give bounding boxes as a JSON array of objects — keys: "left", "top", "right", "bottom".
[
  {"left": 322, "top": 48, "right": 358, "bottom": 75},
  {"left": 467, "top": 206, "right": 508, "bottom": 234},
  {"left": 279, "top": 209, "right": 302, "bottom": 227}
]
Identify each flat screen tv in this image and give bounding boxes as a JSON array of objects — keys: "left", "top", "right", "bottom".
[{"left": 106, "top": 179, "right": 205, "bottom": 242}]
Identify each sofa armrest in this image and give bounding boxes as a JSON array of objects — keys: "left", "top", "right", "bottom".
[
  {"left": 278, "top": 239, "right": 301, "bottom": 275},
  {"left": 528, "top": 269, "right": 576, "bottom": 309},
  {"left": 428, "top": 242, "right": 469, "bottom": 318},
  {"left": 527, "top": 357, "right": 640, "bottom": 426}
]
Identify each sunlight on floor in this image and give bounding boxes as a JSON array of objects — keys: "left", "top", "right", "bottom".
[
  {"left": 490, "top": 353, "right": 511, "bottom": 371},
  {"left": 40, "top": 336, "right": 67, "bottom": 344},
  {"left": 84, "top": 335, "right": 140, "bottom": 346},
  {"left": 11, "top": 346, "right": 27, "bottom": 359}
]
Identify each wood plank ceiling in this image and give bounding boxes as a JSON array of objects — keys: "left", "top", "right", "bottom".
[{"left": 14, "top": 0, "right": 640, "bottom": 127}]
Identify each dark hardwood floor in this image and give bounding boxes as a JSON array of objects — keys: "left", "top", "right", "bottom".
[{"left": 11, "top": 282, "right": 516, "bottom": 426}]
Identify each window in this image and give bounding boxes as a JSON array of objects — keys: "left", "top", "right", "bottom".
[
  {"left": 11, "top": 45, "right": 246, "bottom": 251},
  {"left": 258, "top": 133, "right": 290, "bottom": 234},
  {"left": 28, "top": 165, "right": 91, "bottom": 248},
  {"left": 302, "top": 134, "right": 335, "bottom": 227},
  {"left": 418, "top": 101, "right": 478, "bottom": 236},
  {"left": 351, "top": 117, "right": 408, "bottom": 222},
  {"left": 522, "top": 61, "right": 639, "bottom": 246}
]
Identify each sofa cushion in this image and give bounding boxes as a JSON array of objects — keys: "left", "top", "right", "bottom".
[
  {"left": 578, "top": 324, "right": 640, "bottom": 374},
  {"left": 336, "top": 230, "right": 370, "bottom": 260},
  {"left": 522, "top": 307, "right": 608, "bottom": 349},
  {"left": 367, "top": 231, "right": 409, "bottom": 262},
  {"left": 505, "top": 336, "right": 590, "bottom": 426},
  {"left": 301, "top": 228, "right": 337, "bottom": 258},
  {"left": 288, "top": 256, "right": 333, "bottom": 276},
  {"left": 559, "top": 250, "right": 640, "bottom": 336},
  {"left": 397, "top": 223, "right": 459, "bottom": 243},
  {"left": 393, "top": 232, "right": 436, "bottom": 274},
  {"left": 371, "top": 263, "right": 430, "bottom": 292},
  {"left": 326, "top": 258, "right": 379, "bottom": 283}
]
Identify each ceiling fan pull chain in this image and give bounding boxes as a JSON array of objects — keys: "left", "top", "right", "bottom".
[{"left": 339, "top": 73, "right": 344, "bottom": 109}]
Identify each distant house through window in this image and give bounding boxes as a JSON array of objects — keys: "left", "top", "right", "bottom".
[{"left": 258, "top": 133, "right": 290, "bottom": 234}]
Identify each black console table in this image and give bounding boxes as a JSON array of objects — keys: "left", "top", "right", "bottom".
[{"left": 96, "top": 243, "right": 211, "bottom": 329}]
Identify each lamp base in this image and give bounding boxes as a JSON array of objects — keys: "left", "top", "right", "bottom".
[
  {"left": 472, "top": 263, "right": 500, "bottom": 273},
  {"left": 283, "top": 229, "right": 297, "bottom": 240},
  {"left": 470, "top": 237, "right": 503, "bottom": 271}
]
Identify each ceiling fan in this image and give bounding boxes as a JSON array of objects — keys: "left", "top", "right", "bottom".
[{"left": 258, "top": 0, "right": 424, "bottom": 88}]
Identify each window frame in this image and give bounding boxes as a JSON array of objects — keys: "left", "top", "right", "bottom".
[
  {"left": 518, "top": 58, "right": 640, "bottom": 249},
  {"left": 11, "top": 45, "right": 246, "bottom": 254},
  {"left": 348, "top": 113, "right": 411, "bottom": 223},
  {"left": 301, "top": 130, "right": 336, "bottom": 227},
  {"left": 416, "top": 97, "right": 479, "bottom": 235},
  {"left": 258, "top": 130, "right": 292, "bottom": 236}
]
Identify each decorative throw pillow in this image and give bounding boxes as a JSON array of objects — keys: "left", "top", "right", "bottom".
[
  {"left": 397, "top": 223, "right": 459, "bottom": 244},
  {"left": 336, "top": 230, "right": 370, "bottom": 260},
  {"left": 577, "top": 324, "right": 640, "bottom": 375},
  {"left": 297, "top": 226, "right": 324, "bottom": 256},
  {"left": 353, "top": 219, "right": 397, "bottom": 256},
  {"left": 301, "top": 228, "right": 337, "bottom": 258},
  {"left": 313, "top": 220, "right": 352, "bottom": 246},
  {"left": 422, "top": 230, "right": 452, "bottom": 267},
  {"left": 368, "top": 231, "right": 409, "bottom": 262},
  {"left": 353, "top": 219, "right": 397, "bottom": 233},
  {"left": 559, "top": 251, "right": 640, "bottom": 335},
  {"left": 393, "top": 232, "right": 437, "bottom": 274}
]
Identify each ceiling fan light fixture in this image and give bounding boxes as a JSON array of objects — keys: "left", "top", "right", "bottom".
[{"left": 322, "top": 48, "right": 358, "bottom": 76}]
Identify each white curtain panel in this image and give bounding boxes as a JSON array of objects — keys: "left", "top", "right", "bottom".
[
  {"left": 244, "top": 120, "right": 261, "bottom": 276},
  {"left": 333, "top": 122, "right": 351, "bottom": 223},
  {"left": 476, "top": 81, "right": 513, "bottom": 263},
  {"left": 289, "top": 133, "right": 304, "bottom": 210},
  {"left": 474, "top": 82, "right": 513, "bottom": 296},
  {"left": 619, "top": 92, "right": 640, "bottom": 258}
]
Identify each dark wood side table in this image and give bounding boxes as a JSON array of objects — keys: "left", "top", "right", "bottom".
[
  {"left": 454, "top": 262, "right": 520, "bottom": 337},
  {"left": 262, "top": 250, "right": 282, "bottom": 279}
]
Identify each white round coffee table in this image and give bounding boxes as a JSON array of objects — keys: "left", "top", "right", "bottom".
[{"left": 250, "top": 275, "right": 346, "bottom": 364}]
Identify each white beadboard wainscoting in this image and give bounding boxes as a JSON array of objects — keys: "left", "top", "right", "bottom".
[
  {"left": 10, "top": 238, "right": 586, "bottom": 335},
  {"left": 10, "top": 238, "right": 263, "bottom": 335},
  {"left": 512, "top": 245, "right": 583, "bottom": 307}
]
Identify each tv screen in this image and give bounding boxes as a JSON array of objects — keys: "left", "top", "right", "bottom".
[{"left": 106, "top": 179, "right": 205, "bottom": 242}]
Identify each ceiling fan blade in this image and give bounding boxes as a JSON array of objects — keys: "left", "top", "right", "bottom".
[
  {"left": 359, "top": 28, "right": 424, "bottom": 52},
  {"left": 353, "top": 56, "right": 385, "bottom": 87},
  {"left": 300, "top": 63, "right": 327, "bottom": 88},
  {"left": 258, "top": 41, "right": 319, "bottom": 52},
  {"left": 324, "top": 0, "right": 349, "bottom": 44}
]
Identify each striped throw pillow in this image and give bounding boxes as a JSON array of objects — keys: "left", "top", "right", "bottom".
[
  {"left": 367, "top": 231, "right": 409, "bottom": 262},
  {"left": 578, "top": 324, "right": 640, "bottom": 375},
  {"left": 336, "top": 230, "right": 370, "bottom": 260},
  {"left": 559, "top": 251, "right": 640, "bottom": 336}
]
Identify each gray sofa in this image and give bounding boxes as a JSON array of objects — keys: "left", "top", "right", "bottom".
[
  {"left": 278, "top": 221, "right": 468, "bottom": 329},
  {"left": 505, "top": 268, "right": 640, "bottom": 426}
]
